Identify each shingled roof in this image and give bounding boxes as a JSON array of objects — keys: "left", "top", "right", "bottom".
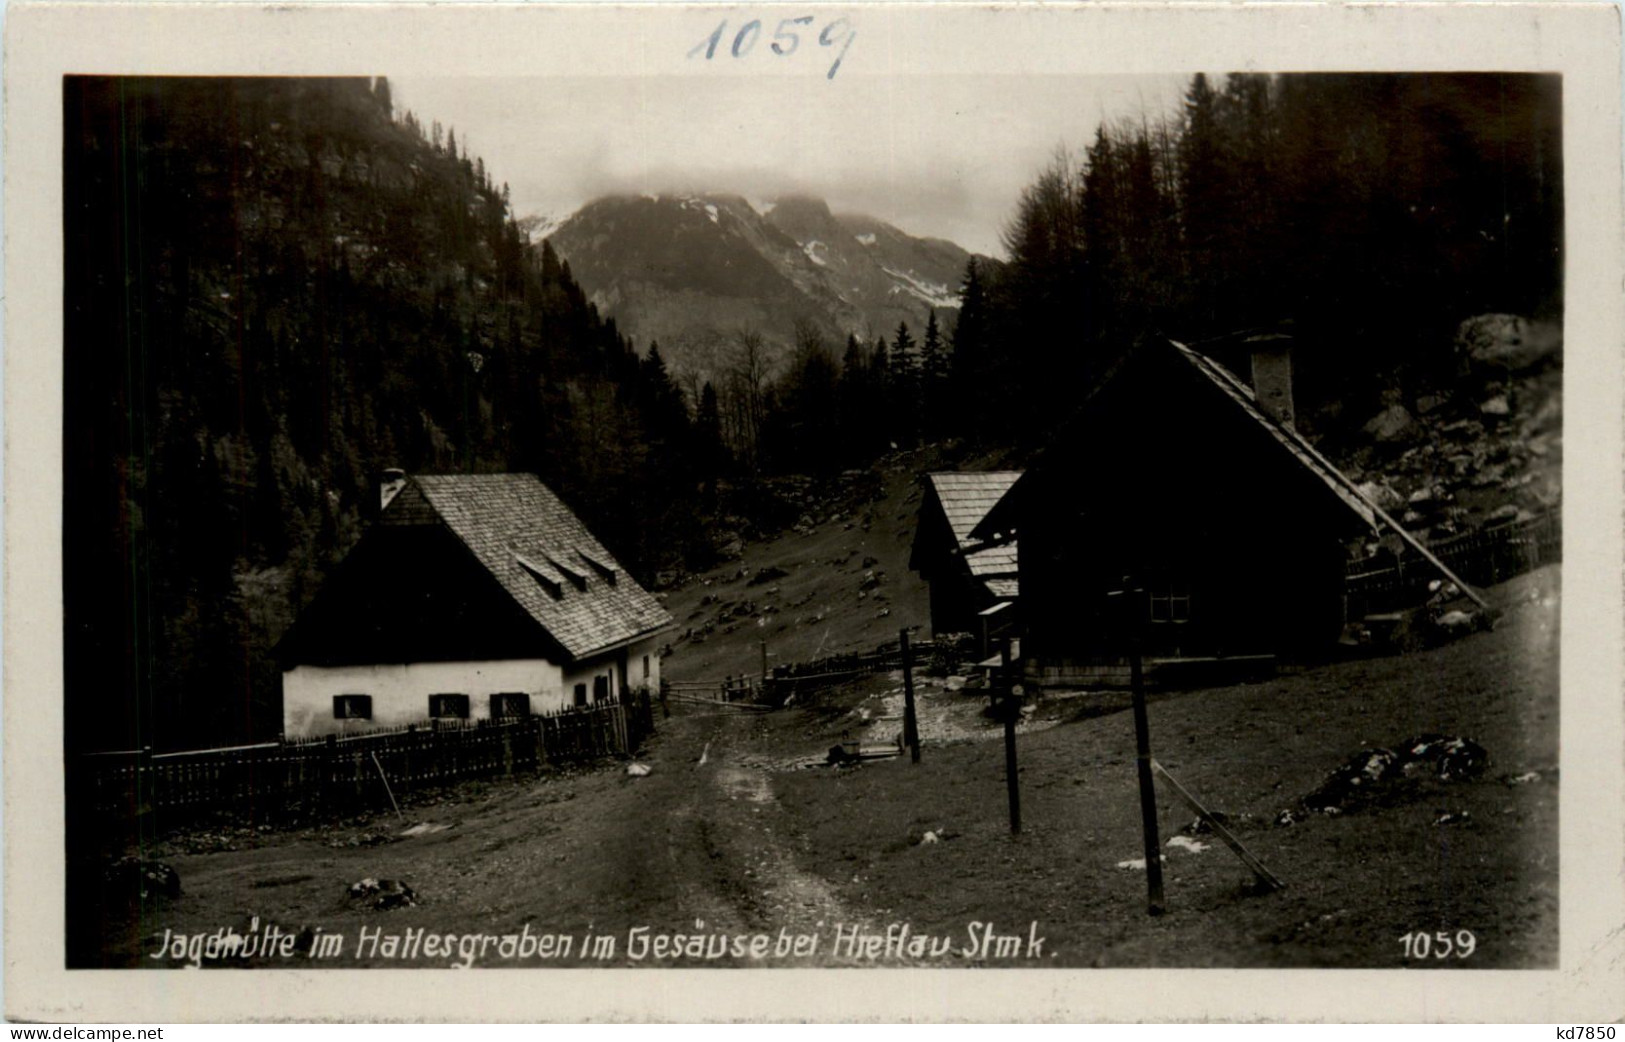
[
  {"left": 924, "top": 471, "right": 1022, "bottom": 590},
  {"left": 399, "top": 473, "right": 673, "bottom": 660}
]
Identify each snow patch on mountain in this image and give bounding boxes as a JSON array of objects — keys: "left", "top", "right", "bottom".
[
  {"left": 881, "top": 265, "right": 959, "bottom": 308},
  {"left": 855, "top": 233, "right": 877, "bottom": 247},
  {"left": 520, "top": 212, "right": 563, "bottom": 243},
  {"left": 802, "top": 240, "right": 828, "bottom": 267}
]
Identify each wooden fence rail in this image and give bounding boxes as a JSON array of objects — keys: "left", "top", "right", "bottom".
[
  {"left": 755, "top": 636, "right": 953, "bottom": 703},
  {"left": 1347, "top": 511, "right": 1560, "bottom": 617},
  {"left": 77, "top": 689, "right": 657, "bottom": 834}
]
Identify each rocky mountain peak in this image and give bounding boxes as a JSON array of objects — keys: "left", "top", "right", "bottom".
[{"left": 546, "top": 191, "right": 985, "bottom": 384}]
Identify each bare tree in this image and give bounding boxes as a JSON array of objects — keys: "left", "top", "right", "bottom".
[{"left": 723, "top": 327, "right": 771, "bottom": 472}]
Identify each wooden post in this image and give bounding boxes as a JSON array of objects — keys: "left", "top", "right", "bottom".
[
  {"left": 1000, "top": 640, "right": 1021, "bottom": 835},
  {"left": 324, "top": 734, "right": 338, "bottom": 812},
  {"left": 759, "top": 638, "right": 769, "bottom": 700},
  {"left": 900, "top": 628, "right": 921, "bottom": 764},
  {"left": 137, "top": 746, "right": 156, "bottom": 842},
  {"left": 1125, "top": 580, "right": 1166, "bottom": 915}
]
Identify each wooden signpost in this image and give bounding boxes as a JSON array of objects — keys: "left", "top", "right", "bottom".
[
  {"left": 1110, "top": 578, "right": 1165, "bottom": 915},
  {"left": 899, "top": 628, "right": 921, "bottom": 764},
  {"left": 1000, "top": 639, "right": 1022, "bottom": 835},
  {"left": 1105, "top": 576, "right": 1284, "bottom": 911}
]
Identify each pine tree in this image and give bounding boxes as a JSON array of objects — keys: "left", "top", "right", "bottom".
[
  {"left": 889, "top": 321, "right": 920, "bottom": 447},
  {"left": 1177, "top": 72, "right": 1230, "bottom": 333},
  {"left": 919, "top": 311, "right": 949, "bottom": 440},
  {"left": 949, "top": 259, "right": 997, "bottom": 442},
  {"left": 836, "top": 333, "right": 872, "bottom": 464}
]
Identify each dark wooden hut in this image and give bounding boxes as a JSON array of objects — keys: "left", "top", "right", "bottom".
[{"left": 971, "top": 337, "right": 1398, "bottom": 686}]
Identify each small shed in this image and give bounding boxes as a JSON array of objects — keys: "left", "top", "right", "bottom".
[
  {"left": 908, "top": 471, "right": 1022, "bottom": 643},
  {"left": 276, "top": 472, "right": 673, "bottom": 737}
]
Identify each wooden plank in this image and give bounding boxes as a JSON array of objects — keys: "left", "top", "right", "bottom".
[{"left": 1150, "top": 759, "right": 1284, "bottom": 892}]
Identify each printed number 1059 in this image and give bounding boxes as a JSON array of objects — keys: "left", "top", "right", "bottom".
[
  {"left": 689, "top": 17, "right": 856, "bottom": 80},
  {"left": 1399, "top": 930, "right": 1476, "bottom": 959}
]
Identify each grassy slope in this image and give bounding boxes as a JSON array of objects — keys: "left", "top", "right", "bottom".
[
  {"left": 768, "top": 564, "right": 1559, "bottom": 967},
  {"left": 660, "top": 453, "right": 940, "bottom": 684}
]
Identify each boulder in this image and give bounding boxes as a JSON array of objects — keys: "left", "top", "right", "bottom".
[
  {"left": 1362, "top": 404, "right": 1415, "bottom": 443},
  {"left": 1355, "top": 481, "right": 1404, "bottom": 512},
  {"left": 106, "top": 857, "right": 181, "bottom": 901},
  {"left": 1401, "top": 734, "right": 1489, "bottom": 781},
  {"left": 347, "top": 877, "right": 416, "bottom": 910},
  {"left": 1456, "top": 313, "right": 1562, "bottom": 372}
]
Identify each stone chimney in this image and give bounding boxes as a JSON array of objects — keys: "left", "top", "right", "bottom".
[
  {"left": 1247, "top": 333, "right": 1295, "bottom": 430},
  {"left": 378, "top": 468, "right": 407, "bottom": 512}
]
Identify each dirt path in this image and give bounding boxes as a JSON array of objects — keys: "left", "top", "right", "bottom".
[
  {"left": 645, "top": 711, "right": 899, "bottom": 965},
  {"left": 104, "top": 703, "right": 898, "bottom": 969}
]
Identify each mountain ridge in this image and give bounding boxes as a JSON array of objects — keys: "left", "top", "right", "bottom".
[{"left": 546, "top": 191, "right": 985, "bottom": 382}]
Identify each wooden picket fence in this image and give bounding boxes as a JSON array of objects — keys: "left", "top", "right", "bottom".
[
  {"left": 1346, "top": 511, "right": 1561, "bottom": 617},
  {"left": 76, "top": 689, "right": 657, "bottom": 834}
]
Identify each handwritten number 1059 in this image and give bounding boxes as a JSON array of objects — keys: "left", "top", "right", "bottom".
[{"left": 689, "top": 17, "right": 856, "bottom": 79}]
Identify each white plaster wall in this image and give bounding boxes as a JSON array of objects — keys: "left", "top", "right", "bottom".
[
  {"left": 282, "top": 658, "right": 566, "bottom": 738},
  {"left": 629, "top": 634, "right": 663, "bottom": 691},
  {"left": 558, "top": 634, "right": 666, "bottom": 708},
  {"left": 562, "top": 652, "right": 623, "bottom": 708}
]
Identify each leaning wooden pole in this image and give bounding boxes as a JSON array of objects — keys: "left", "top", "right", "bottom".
[
  {"left": 1152, "top": 760, "right": 1283, "bottom": 892},
  {"left": 370, "top": 751, "right": 403, "bottom": 822}
]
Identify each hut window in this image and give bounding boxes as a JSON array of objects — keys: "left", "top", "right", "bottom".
[
  {"left": 573, "top": 683, "right": 588, "bottom": 707},
  {"left": 490, "top": 693, "right": 531, "bottom": 719},
  {"left": 429, "top": 694, "right": 469, "bottom": 720},
  {"left": 333, "top": 694, "right": 372, "bottom": 720},
  {"left": 1148, "top": 581, "right": 1192, "bottom": 624},
  {"left": 593, "top": 675, "right": 610, "bottom": 702},
  {"left": 642, "top": 655, "right": 651, "bottom": 680}
]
